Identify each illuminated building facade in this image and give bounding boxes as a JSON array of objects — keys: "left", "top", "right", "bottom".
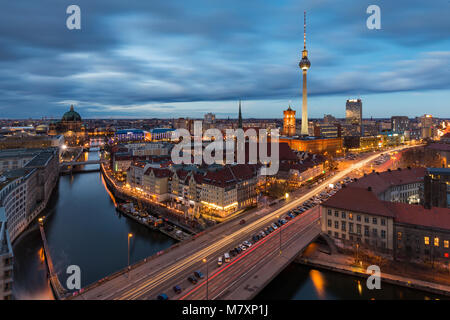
[{"left": 283, "top": 106, "right": 296, "bottom": 137}]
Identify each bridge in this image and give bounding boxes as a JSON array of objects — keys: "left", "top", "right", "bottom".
[
  {"left": 69, "top": 144, "right": 420, "bottom": 300},
  {"left": 39, "top": 221, "right": 68, "bottom": 299},
  {"left": 60, "top": 159, "right": 107, "bottom": 167}
]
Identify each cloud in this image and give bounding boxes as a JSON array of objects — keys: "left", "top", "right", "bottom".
[{"left": 0, "top": 0, "right": 448, "bottom": 118}]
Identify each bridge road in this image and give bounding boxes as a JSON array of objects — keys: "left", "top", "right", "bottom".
[
  {"left": 72, "top": 144, "right": 417, "bottom": 300},
  {"left": 178, "top": 207, "right": 320, "bottom": 300}
]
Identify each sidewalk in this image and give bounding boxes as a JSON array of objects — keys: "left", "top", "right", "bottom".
[{"left": 297, "top": 250, "right": 450, "bottom": 297}]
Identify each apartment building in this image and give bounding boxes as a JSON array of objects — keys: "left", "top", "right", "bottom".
[
  {"left": 321, "top": 186, "right": 395, "bottom": 252},
  {"left": 0, "top": 148, "right": 59, "bottom": 242},
  {"left": 321, "top": 186, "right": 450, "bottom": 263},
  {"left": 0, "top": 208, "right": 13, "bottom": 300}
]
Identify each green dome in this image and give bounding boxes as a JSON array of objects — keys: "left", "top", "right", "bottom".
[{"left": 62, "top": 105, "right": 82, "bottom": 121}]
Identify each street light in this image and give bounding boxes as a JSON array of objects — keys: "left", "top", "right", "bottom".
[
  {"left": 277, "top": 215, "right": 282, "bottom": 254},
  {"left": 128, "top": 233, "right": 133, "bottom": 274},
  {"left": 202, "top": 258, "right": 209, "bottom": 300}
]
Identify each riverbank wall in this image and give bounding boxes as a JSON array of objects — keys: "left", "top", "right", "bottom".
[{"left": 296, "top": 255, "right": 450, "bottom": 297}]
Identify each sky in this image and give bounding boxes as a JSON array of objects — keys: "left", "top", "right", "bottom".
[{"left": 0, "top": 0, "right": 449, "bottom": 119}]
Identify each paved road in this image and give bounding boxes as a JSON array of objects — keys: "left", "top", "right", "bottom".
[{"left": 72, "top": 144, "right": 418, "bottom": 300}]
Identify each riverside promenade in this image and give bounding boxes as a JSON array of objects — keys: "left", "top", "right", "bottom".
[{"left": 297, "top": 251, "right": 450, "bottom": 298}]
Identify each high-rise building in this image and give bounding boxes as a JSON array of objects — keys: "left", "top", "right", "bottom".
[
  {"left": 420, "top": 114, "right": 433, "bottom": 139},
  {"left": 391, "top": 116, "right": 409, "bottom": 134},
  {"left": 345, "top": 99, "right": 362, "bottom": 135},
  {"left": 283, "top": 105, "right": 296, "bottom": 137},
  {"left": 423, "top": 168, "right": 450, "bottom": 209},
  {"left": 299, "top": 11, "right": 311, "bottom": 136}
]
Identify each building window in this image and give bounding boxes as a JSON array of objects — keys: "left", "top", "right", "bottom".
[
  {"left": 342, "top": 212, "right": 346, "bottom": 219},
  {"left": 445, "top": 240, "right": 449, "bottom": 248},
  {"left": 372, "top": 229, "right": 378, "bottom": 237},
  {"left": 341, "top": 221, "right": 346, "bottom": 231},
  {"left": 349, "top": 213, "right": 353, "bottom": 220},
  {"left": 372, "top": 217, "right": 377, "bottom": 225},
  {"left": 328, "top": 219, "right": 332, "bottom": 227},
  {"left": 328, "top": 209, "right": 332, "bottom": 216},
  {"left": 364, "top": 226, "right": 370, "bottom": 237},
  {"left": 397, "top": 232, "right": 402, "bottom": 241},
  {"left": 335, "top": 210, "right": 339, "bottom": 217},
  {"left": 381, "top": 230, "right": 386, "bottom": 239},
  {"left": 357, "top": 224, "right": 362, "bottom": 235},
  {"left": 357, "top": 215, "right": 361, "bottom": 222},
  {"left": 349, "top": 222, "right": 354, "bottom": 233},
  {"left": 335, "top": 232, "right": 339, "bottom": 238},
  {"left": 364, "top": 217, "right": 369, "bottom": 223},
  {"left": 424, "top": 237, "right": 430, "bottom": 246},
  {"left": 434, "top": 237, "right": 439, "bottom": 247}
]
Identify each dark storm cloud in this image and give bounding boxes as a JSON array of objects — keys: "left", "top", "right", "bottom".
[{"left": 0, "top": 0, "right": 448, "bottom": 117}]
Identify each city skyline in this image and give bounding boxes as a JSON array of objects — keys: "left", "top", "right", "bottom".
[{"left": 0, "top": 0, "right": 449, "bottom": 119}]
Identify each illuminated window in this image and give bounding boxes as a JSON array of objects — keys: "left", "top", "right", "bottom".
[
  {"left": 424, "top": 237, "right": 430, "bottom": 245},
  {"left": 445, "top": 240, "right": 449, "bottom": 248},
  {"left": 434, "top": 237, "right": 439, "bottom": 247},
  {"left": 397, "top": 232, "right": 402, "bottom": 241}
]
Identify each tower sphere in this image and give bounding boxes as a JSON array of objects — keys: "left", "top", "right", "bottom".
[{"left": 299, "top": 57, "right": 310, "bottom": 70}]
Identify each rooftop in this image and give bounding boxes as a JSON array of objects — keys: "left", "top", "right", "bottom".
[
  {"left": 323, "top": 186, "right": 450, "bottom": 231},
  {"left": 350, "top": 167, "right": 426, "bottom": 195}
]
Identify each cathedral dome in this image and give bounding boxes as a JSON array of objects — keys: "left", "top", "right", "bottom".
[{"left": 62, "top": 105, "right": 82, "bottom": 122}]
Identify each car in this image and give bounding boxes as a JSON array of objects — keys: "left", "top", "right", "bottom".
[
  {"left": 260, "top": 231, "right": 266, "bottom": 238},
  {"left": 173, "top": 285, "right": 182, "bottom": 294},
  {"left": 218, "top": 256, "right": 223, "bottom": 266},
  {"left": 230, "top": 249, "right": 237, "bottom": 257},
  {"left": 252, "top": 235, "right": 259, "bottom": 243},
  {"left": 285, "top": 215, "right": 292, "bottom": 221},
  {"left": 194, "top": 271, "right": 204, "bottom": 279},
  {"left": 240, "top": 244, "right": 247, "bottom": 251},
  {"left": 188, "top": 276, "right": 197, "bottom": 284},
  {"left": 275, "top": 222, "right": 281, "bottom": 228},
  {"left": 235, "top": 246, "right": 242, "bottom": 254},
  {"left": 157, "top": 293, "right": 168, "bottom": 300},
  {"left": 243, "top": 240, "right": 252, "bottom": 247},
  {"left": 272, "top": 223, "right": 278, "bottom": 230},
  {"left": 281, "top": 219, "right": 287, "bottom": 224}
]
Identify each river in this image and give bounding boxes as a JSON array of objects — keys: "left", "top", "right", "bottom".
[{"left": 11, "top": 150, "right": 444, "bottom": 300}]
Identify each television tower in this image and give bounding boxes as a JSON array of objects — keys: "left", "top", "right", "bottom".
[{"left": 299, "top": 11, "right": 311, "bottom": 136}]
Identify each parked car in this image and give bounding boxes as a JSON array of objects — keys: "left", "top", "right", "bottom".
[
  {"left": 194, "top": 271, "right": 204, "bottom": 279},
  {"left": 218, "top": 256, "right": 223, "bottom": 266},
  {"left": 173, "top": 285, "right": 182, "bottom": 294},
  {"left": 157, "top": 293, "right": 168, "bottom": 300},
  {"left": 188, "top": 276, "right": 197, "bottom": 284},
  {"left": 224, "top": 252, "right": 230, "bottom": 262}
]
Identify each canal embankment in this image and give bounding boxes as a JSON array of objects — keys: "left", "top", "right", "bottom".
[{"left": 296, "top": 250, "right": 450, "bottom": 298}]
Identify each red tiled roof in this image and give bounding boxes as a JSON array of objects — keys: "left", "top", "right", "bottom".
[
  {"left": 243, "top": 142, "right": 298, "bottom": 163},
  {"left": 322, "top": 186, "right": 395, "bottom": 218},
  {"left": 323, "top": 186, "right": 450, "bottom": 231},
  {"left": 350, "top": 167, "right": 426, "bottom": 195},
  {"left": 384, "top": 202, "right": 450, "bottom": 230},
  {"left": 202, "top": 164, "right": 256, "bottom": 187}
]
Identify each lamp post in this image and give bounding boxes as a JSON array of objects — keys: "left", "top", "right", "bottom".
[
  {"left": 202, "top": 258, "right": 209, "bottom": 300},
  {"left": 277, "top": 215, "right": 282, "bottom": 254},
  {"left": 128, "top": 233, "right": 133, "bottom": 274}
]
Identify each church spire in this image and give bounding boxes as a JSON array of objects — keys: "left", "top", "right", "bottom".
[{"left": 238, "top": 100, "right": 243, "bottom": 129}]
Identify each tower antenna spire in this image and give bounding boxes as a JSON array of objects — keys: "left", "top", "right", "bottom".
[{"left": 304, "top": 11, "right": 306, "bottom": 50}]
